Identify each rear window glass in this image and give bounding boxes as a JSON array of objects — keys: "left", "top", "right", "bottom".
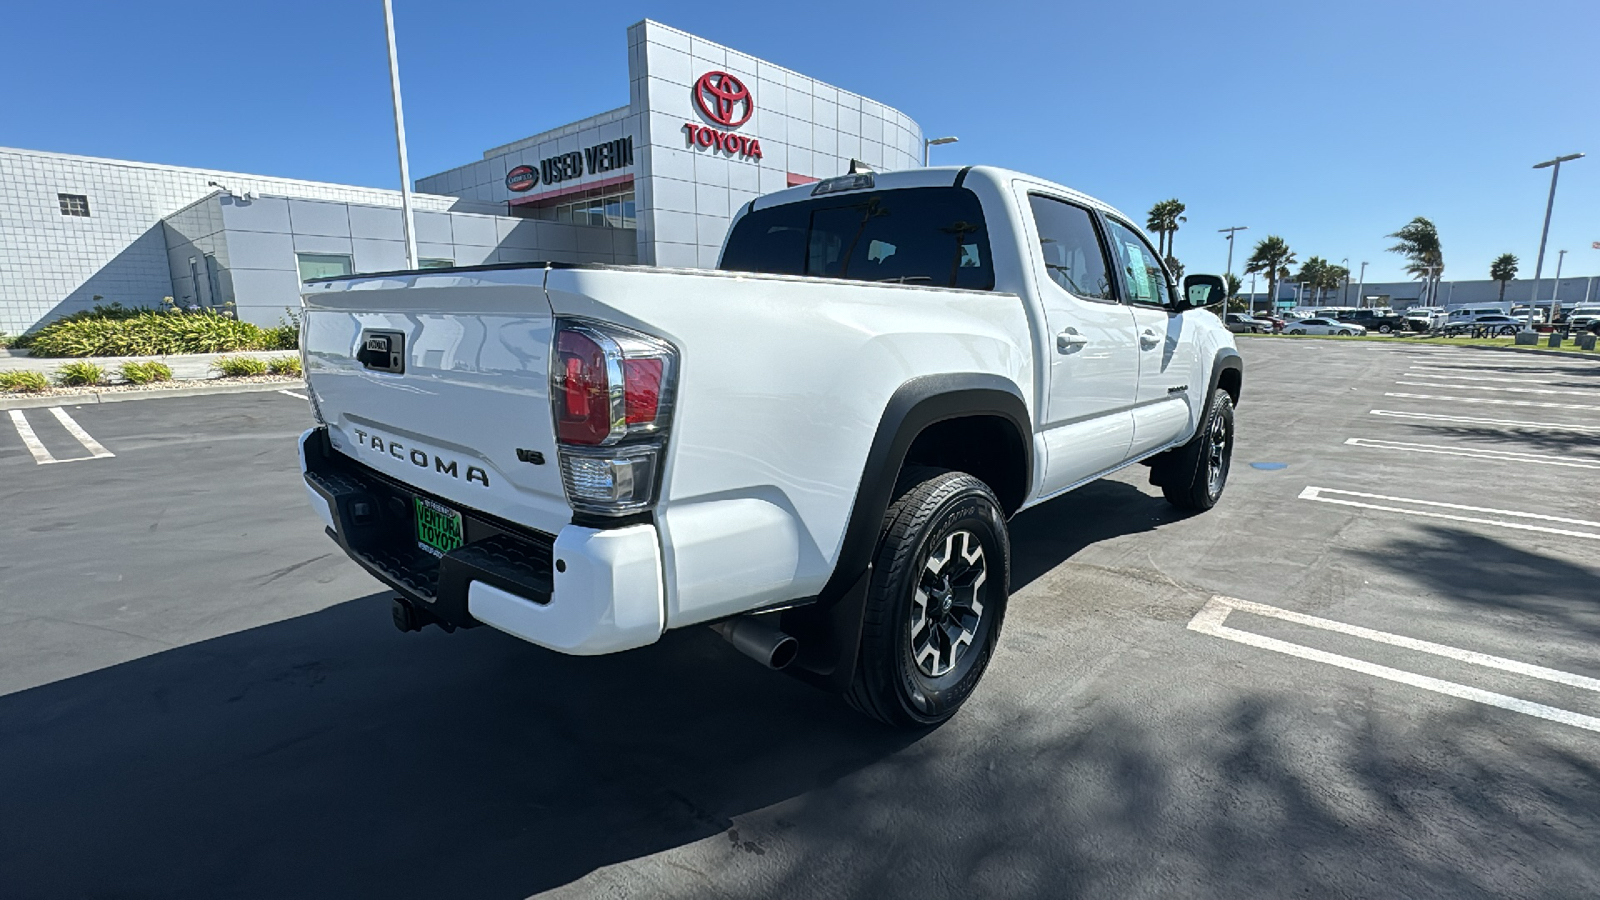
[{"left": 719, "top": 187, "right": 995, "bottom": 290}]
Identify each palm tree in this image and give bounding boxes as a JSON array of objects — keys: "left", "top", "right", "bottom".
[
  {"left": 1295, "top": 257, "right": 1346, "bottom": 305},
  {"left": 1387, "top": 217, "right": 1444, "bottom": 304},
  {"left": 1295, "top": 257, "right": 1329, "bottom": 305},
  {"left": 1490, "top": 253, "right": 1518, "bottom": 300},
  {"left": 1324, "top": 263, "right": 1350, "bottom": 304},
  {"left": 1224, "top": 273, "right": 1245, "bottom": 312},
  {"left": 1244, "top": 236, "right": 1296, "bottom": 313},
  {"left": 1165, "top": 200, "right": 1187, "bottom": 259},
  {"left": 1145, "top": 199, "right": 1187, "bottom": 259}
]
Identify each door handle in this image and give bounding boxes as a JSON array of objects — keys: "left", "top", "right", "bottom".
[
  {"left": 1057, "top": 329, "right": 1090, "bottom": 352},
  {"left": 1139, "top": 329, "right": 1161, "bottom": 349}
]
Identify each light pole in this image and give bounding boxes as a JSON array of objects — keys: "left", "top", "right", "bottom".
[
  {"left": 383, "top": 0, "right": 418, "bottom": 269},
  {"left": 1526, "top": 152, "right": 1584, "bottom": 330},
  {"left": 1340, "top": 257, "right": 1350, "bottom": 305},
  {"left": 923, "top": 136, "right": 959, "bottom": 166},
  {"left": 1355, "top": 261, "right": 1367, "bottom": 309},
  {"left": 1249, "top": 273, "right": 1257, "bottom": 316},
  {"left": 1550, "top": 248, "right": 1567, "bottom": 323},
  {"left": 1219, "top": 226, "right": 1248, "bottom": 284}
]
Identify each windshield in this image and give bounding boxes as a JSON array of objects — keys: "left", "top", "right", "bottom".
[{"left": 719, "top": 186, "right": 995, "bottom": 290}]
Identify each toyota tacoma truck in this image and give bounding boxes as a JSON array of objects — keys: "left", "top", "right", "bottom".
[{"left": 296, "top": 166, "right": 1242, "bottom": 727}]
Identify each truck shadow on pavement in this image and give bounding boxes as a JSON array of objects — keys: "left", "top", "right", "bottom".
[
  {"left": 0, "top": 594, "right": 913, "bottom": 900},
  {"left": 0, "top": 482, "right": 1182, "bottom": 900},
  {"left": 4, "top": 493, "right": 1599, "bottom": 898}
]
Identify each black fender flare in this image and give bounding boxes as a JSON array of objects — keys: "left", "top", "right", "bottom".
[
  {"left": 781, "top": 373, "right": 1031, "bottom": 691},
  {"left": 1206, "top": 347, "right": 1244, "bottom": 406},
  {"left": 1148, "top": 347, "right": 1243, "bottom": 486}
]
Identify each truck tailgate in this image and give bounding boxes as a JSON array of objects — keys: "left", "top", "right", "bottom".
[{"left": 301, "top": 269, "right": 571, "bottom": 535}]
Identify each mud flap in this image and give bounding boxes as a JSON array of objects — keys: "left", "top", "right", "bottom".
[{"left": 779, "top": 566, "right": 873, "bottom": 693}]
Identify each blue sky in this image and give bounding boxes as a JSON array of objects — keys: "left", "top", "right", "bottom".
[{"left": 2, "top": 0, "right": 1595, "bottom": 284}]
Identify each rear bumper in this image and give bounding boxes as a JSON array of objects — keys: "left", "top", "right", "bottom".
[{"left": 299, "top": 428, "right": 665, "bottom": 655}]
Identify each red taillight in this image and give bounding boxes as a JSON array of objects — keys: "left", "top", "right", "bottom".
[
  {"left": 552, "top": 319, "right": 678, "bottom": 515},
  {"left": 553, "top": 321, "right": 676, "bottom": 447},
  {"left": 623, "top": 358, "right": 663, "bottom": 425},
  {"left": 556, "top": 329, "right": 614, "bottom": 445}
]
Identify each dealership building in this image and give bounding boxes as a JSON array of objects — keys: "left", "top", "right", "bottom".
[{"left": 0, "top": 19, "right": 925, "bottom": 335}]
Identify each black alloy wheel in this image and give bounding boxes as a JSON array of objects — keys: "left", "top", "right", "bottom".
[{"left": 847, "top": 468, "right": 1009, "bottom": 728}]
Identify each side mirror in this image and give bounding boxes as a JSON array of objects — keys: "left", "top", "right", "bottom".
[{"left": 1181, "top": 274, "right": 1227, "bottom": 310}]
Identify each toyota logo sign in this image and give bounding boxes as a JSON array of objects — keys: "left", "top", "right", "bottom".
[{"left": 694, "top": 71, "right": 752, "bottom": 128}]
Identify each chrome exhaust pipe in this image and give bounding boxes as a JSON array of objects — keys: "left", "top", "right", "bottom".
[{"left": 712, "top": 616, "right": 799, "bottom": 670}]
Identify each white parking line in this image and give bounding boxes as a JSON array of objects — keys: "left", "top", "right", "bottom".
[
  {"left": 278, "top": 389, "right": 309, "bottom": 400},
  {"left": 1414, "top": 357, "right": 1587, "bottom": 368},
  {"left": 1395, "top": 380, "right": 1600, "bottom": 397},
  {"left": 1188, "top": 596, "right": 1600, "bottom": 733},
  {"left": 48, "top": 407, "right": 113, "bottom": 459},
  {"left": 1344, "top": 437, "right": 1600, "bottom": 469},
  {"left": 6, "top": 408, "right": 113, "bottom": 465},
  {"left": 1405, "top": 370, "right": 1560, "bottom": 385},
  {"left": 1369, "top": 409, "right": 1600, "bottom": 431},
  {"left": 1384, "top": 392, "right": 1600, "bottom": 412},
  {"left": 1298, "top": 486, "right": 1600, "bottom": 541},
  {"left": 8, "top": 409, "right": 56, "bottom": 464}
]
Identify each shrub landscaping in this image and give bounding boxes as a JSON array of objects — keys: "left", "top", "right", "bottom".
[
  {"left": 118, "top": 361, "right": 174, "bottom": 384},
  {"left": 266, "top": 355, "right": 303, "bottom": 377},
  {"left": 212, "top": 355, "right": 270, "bottom": 377},
  {"left": 17, "top": 302, "right": 299, "bottom": 358},
  {"left": 0, "top": 371, "right": 51, "bottom": 393},
  {"left": 54, "top": 361, "right": 107, "bottom": 386}
]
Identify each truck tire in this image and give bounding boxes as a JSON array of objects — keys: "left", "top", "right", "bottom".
[
  {"left": 1154, "top": 388, "right": 1235, "bottom": 511},
  {"left": 846, "top": 468, "right": 1009, "bottom": 728}
]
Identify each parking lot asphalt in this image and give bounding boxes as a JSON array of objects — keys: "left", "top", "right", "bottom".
[{"left": 2, "top": 344, "right": 1598, "bottom": 899}]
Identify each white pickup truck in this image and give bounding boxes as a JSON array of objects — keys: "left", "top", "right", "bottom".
[{"left": 297, "top": 166, "right": 1242, "bottom": 727}]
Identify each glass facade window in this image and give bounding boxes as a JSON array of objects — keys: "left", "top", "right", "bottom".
[
  {"left": 533, "top": 189, "right": 635, "bottom": 228},
  {"left": 58, "top": 193, "right": 90, "bottom": 217},
  {"left": 418, "top": 258, "right": 454, "bottom": 269},
  {"left": 296, "top": 253, "right": 353, "bottom": 282}
]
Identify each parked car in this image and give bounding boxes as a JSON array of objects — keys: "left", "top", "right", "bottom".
[
  {"left": 295, "top": 166, "right": 1244, "bottom": 727},
  {"left": 1284, "top": 317, "right": 1367, "bottom": 336},
  {"left": 1404, "top": 306, "right": 1447, "bottom": 332},
  {"left": 1442, "top": 314, "right": 1523, "bottom": 336},
  {"left": 1225, "top": 313, "right": 1270, "bottom": 334},
  {"left": 1333, "top": 309, "right": 1407, "bottom": 334},
  {"left": 1567, "top": 307, "right": 1600, "bottom": 334},
  {"left": 1446, "top": 306, "right": 1514, "bottom": 325}
]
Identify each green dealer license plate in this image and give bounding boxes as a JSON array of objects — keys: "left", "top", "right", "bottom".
[{"left": 414, "top": 497, "right": 464, "bottom": 557}]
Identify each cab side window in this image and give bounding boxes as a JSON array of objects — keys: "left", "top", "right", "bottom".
[
  {"left": 1028, "top": 195, "right": 1115, "bottom": 302},
  {"left": 1104, "top": 218, "right": 1175, "bottom": 308}
]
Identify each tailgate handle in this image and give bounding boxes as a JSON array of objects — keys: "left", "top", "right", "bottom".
[{"left": 356, "top": 330, "right": 405, "bottom": 374}]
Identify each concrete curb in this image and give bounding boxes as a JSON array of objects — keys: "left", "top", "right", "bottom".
[
  {"left": 1240, "top": 334, "right": 1599, "bottom": 362},
  {"left": 1466, "top": 343, "right": 1599, "bottom": 362},
  {"left": 0, "top": 380, "right": 304, "bottom": 411}
]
